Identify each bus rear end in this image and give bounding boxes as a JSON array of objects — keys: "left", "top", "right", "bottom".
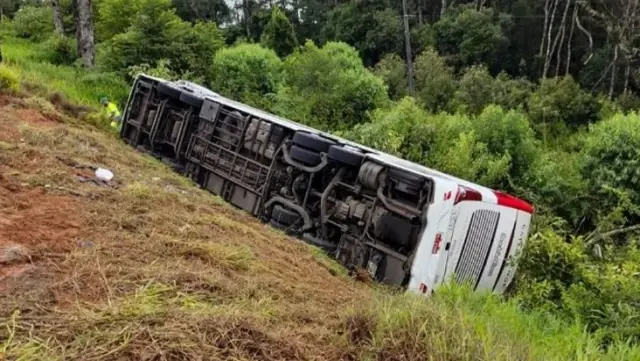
[{"left": 410, "top": 184, "right": 533, "bottom": 295}]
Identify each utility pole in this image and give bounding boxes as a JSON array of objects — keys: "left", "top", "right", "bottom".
[{"left": 402, "top": 0, "right": 415, "bottom": 94}]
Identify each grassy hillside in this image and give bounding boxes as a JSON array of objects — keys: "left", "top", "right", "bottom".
[{"left": 0, "top": 42, "right": 639, "bottom": 361}]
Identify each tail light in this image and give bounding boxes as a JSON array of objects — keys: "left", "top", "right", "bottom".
[
  {"left": 494, "top": 191, "right": 534, "bottom": 214},
  {"left": 454, "top": 186, "right": 482, "bottom": 204}
]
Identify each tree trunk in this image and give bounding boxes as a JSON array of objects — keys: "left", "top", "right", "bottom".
[
  {"left": 609, "top": 45, "right": 619, "bottom": 99},
  {"left": 565, "top": 4, "right": 578, "bottom": 75},
  {"left": 73, "top": 0, "right": 95, "bottom": 68},
  {"left": 52, "top": 0, "right": 65, "bottom": 34},
  {"left": 540, "top": 0, "right": 551, "bottom": 57}
]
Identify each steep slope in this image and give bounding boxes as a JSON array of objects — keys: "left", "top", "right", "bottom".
[{"left": 0, "top": 93, "right": 373, "bottom": 360}]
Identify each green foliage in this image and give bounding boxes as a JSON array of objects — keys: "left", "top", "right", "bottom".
[
  {"left": 210, "top": 43, "right": 283, "bottom": 108},
  {"left": 452, "top": 65, "right": 495, "bottom": 115},
  {"left": 100, "top": 0, "right": 225, "bottom": 81},
  {"left": 12, "top": 5, "right": 54, "bottom": 41},
  {"left": 582, "top": 112, "right": 640, "bottom": 228},
  {"left": 410, "top": 23, "right": 435, "bottom": 55},
  {"left": 0, "top": 64, "right": 19, "bottom": 91},
  {"left": 37, "top": 34, "right": 78, "bottom": 65},
  {"left": 434, "top": 6, "right": 510, "bottom": 71},
  {"left": 472, "top": 105, "right": 538, "bottom": 190},
  {"left": 260, "top": 7, "right": 298, "bottom": 58},
  {"left": 528, "top": 76, "right": 601, "bottom": 132},
  {"left": 275, "top": 40, "right": 388, "bottom": 130},
  {"left": 322, "top": 1, "right": 401, "bottom": 66},
  {"left": 345, "top": 99, "right": 523, "bottom": 189},
  {"left": 127, "top": 59, "right": 179, "bottom": 81},
  {"left": 96, "top": 0, "right": 144, "bottom": 41},
  {"left": 516, "top": 230, "right": 640, "bottom": 344},
  {"left": 172, "top": 0, "right": 230, "bottom": 24},
  {"left": 413, "top": 48, "right": 456, "bottom": 112},
  {"left": 373, "top": 53, "right": 407, "bottom": 100},
  {"left": 492, "top": 72, "right": 534, "bottom": 111}
]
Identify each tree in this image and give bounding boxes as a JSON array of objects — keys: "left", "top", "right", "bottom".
[
  {"left": 374, "top": 53, "right": 408, "bottom": 100},
  {"left": 413, "top": 47, "right": 456, "bottom": 112},
  {"left": 172, "top": 0, "right": 231, "bottom": 24},
  {"left": 50, "top": 0, "right": 65, "bottom": 33},
  {"left": 322, "top": 0, "right": 402, "bottom": 66},
  {"left": 434, "top": 5, "right": 511, "bottom": 72},
  {"left": 528, "top": 75, "right": 600, "bottom": 132},
  {"left": 101, "top": 0, "right": 225, "bottom": 82},
  {"left": 260, "top": 7, "right": 298, "bottom": 58},
  {"left": 275, "top": 40, "right": 388, "bottom": 130},
  {"left": 452, "top": 65, "right": 495, "bottom": 115},
  {"left": 210, "top": 43, "right": 283, "bottom": 108},
  {"left": 12, "top": 6, "right": 54, "bottom": 41},
  {"left": 96, "top": 0, "right": 146, "bottom": 41},
  {"left": 73, "top": 0, "right": 95, "bottom": 67},
  {"left": 0, "top": 0, "right": 19, "bottom": 20}
]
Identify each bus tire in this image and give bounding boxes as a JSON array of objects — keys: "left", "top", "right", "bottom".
[
  {"left": 328, "top": 145, "right": 364, "bottom": 167},
  {"left": 271, "top": 205, "right": 299, "bottom": 226},
  {"left": 292, "top": 131, "right": 335, "bottom": 153},
  {"left": 290, "top": 144, "right": 322, "bottom": 166}
]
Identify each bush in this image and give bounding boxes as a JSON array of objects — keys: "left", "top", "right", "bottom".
[
  {"left": 260, "top": 7, "right": 298, "bottom": 58},
  {"left": 452, "top": 65, "right": 495, "bottom": 115},
  {"left": 516, "top": 229, "right": 640, "bottom": 345},
  {"left": 528, "top": 76, "right": 600, "bottom": 132},
  {"left": 100, "top": 0, "right": 225, "bottom": 81},
  {"left": 373, "top": 53, "right": 407, "bottom": 100},
  {"left": 12, "top": 6, "right": 54, "bottom": 41},
  {"left": 96, "top": 0, "right": 145, "bottom": 41},
  {"left": 275, "top": 40, "right": 388, "bottom": 130},
  {"left": 210, "top": 43, "right": 283, "bottom": 108},
  {"left": 434, "top": 6, "right": 510, "bottom": 70},
  {"left": 414, "top": 48, "right": 456, "bottom": 112},
  {"left": 345, "top": 98, "right": 512, "bottom": 188},
  {"left": 471, "top": 105, "right": 538, "bottom": 190},
  {"left": 0, "top": 65, "right": 20, "bottom": 92},
  {"left": 37, "top": 35, "right": 78, "bottom": 65},
  {"left": 581, "top": 112, "right": 640, "bottom": 229}
]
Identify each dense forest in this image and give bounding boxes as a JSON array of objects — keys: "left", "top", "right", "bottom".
[{"left": 0, "top": 0, "right": 639, "bottom": 349}]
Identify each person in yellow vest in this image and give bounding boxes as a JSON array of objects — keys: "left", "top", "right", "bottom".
[{"left": 100, "top": 97, "right": 122, "bottom": 130}]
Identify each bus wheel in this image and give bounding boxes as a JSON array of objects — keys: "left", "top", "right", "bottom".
[{"left": 292, "top": 131, "right": 335, "bottom": 153}]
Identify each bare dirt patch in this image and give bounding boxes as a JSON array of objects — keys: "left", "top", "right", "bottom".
[{"left": 0, "top": 175, "right": 81, "bottom": 253}]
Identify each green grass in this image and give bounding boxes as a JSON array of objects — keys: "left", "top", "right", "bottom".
[{"left": 1, "top": 37, "right": 129, "bottom": 107}]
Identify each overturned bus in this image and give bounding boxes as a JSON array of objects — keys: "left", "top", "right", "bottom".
[{"left": 119, "top": 74, "right": 534, "bottom": 296}]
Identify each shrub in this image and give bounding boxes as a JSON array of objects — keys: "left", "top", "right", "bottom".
[
  {"left": 434, "top": 6, "right": 510, "bottom": 70},
  {"left": 0, "top": 65, "right": 20, "bottom": 92},
  {"left": 414, "top": 48, "right": 456, "bottom": 112},
  {"left": 210, "top": 43, "right": 283, "bottom": 108},
  {"left": 516, "top": 229, "right": 640, "bottom": 345},
  {"left": 37, "top": 34, "right": 78, "bottom": 65},
  {"left": 452, "top": 65, "right": 495, "bottom": 115},
  {"left": 96, "top": 0, "right": 145, "bottom": 41},
  {"left": 528, "top": 76, "right": 600, "bottom": 132},
  {"left": 12, "top": 6, "right": 54, "bottom": 41},
  {"left": 100, "top": 1, "right": 225, "bottom": 81},
  {"left": 373, "top": 53, "right": 407, "bottom": 100},
  {"left": 260, "top": 7, "right": 298, "bottom": 57},
  {"left": 581, "top": 112, "right": 640, "bottom": 229},
  {"left": 275, "top": 40, "right": 388, "bottom": 130},
  {"left": 471, "top": 105, "right": 538, "bottom": 190}
]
